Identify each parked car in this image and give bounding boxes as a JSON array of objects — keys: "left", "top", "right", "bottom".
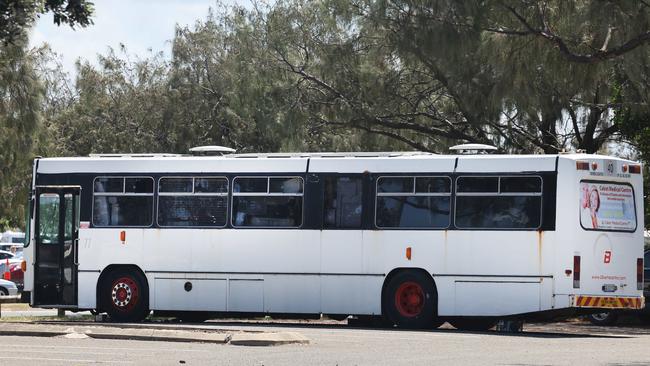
[
  {"left": 0, "top": 230, "right": 25, "bottom": 245},
  {"left": 587, "top": 250, "right": 650, "bottom": 325},
  {"left": 0, "top": 250, "right": 20, "bottom": 264},
  {"left": 0, "top": 279, "right": 18, "bottom": 296},
  {"left": 0, "top": 250, "right": 20, "bottom": 274},
  {"left": 6, "top": 262, "right": 23, "bottom": 290}
]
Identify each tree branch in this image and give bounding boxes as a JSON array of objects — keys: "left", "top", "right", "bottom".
[{"left": 499, "top": 3, "right": 650, "bottom": 63}]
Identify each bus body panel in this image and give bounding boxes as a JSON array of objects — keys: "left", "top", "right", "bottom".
[
  {"left": 36, "top": 157, "right": 310, "bottom": 174},
  {"left": 554, "top": 157, "right": 644, "bottom": 301},
  {"left": 26, "top": 152, "right": 645, "bottom": 319}
]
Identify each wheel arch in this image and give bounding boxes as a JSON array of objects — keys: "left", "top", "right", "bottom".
[
  {"left": 96, "top": 264, "right": 148, "bottom": 312},
  {"left": 381, "top": 267, "right": 438, "bottom": 316}
]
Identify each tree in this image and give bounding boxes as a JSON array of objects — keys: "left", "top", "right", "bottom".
[
  {"left": 0, "top": 0, "right": 94, "bottom": 228},
  {"left": 0, "top": 39, "right": 44, "bottom": 228},
  {"left": 1, "top": 0, "right": 94, "bottom": 45},
  {"left": 43, "top": 46, "right": 174, "bottom": 156},
  {"left": 483, "top": 1, "right": 650, "bottom": 64},
  {"left": 41, "top": 0, "right": 650, "bottom": 157},
  {"left": 363, "top": 0, "right": 650, "bottom": 153}
]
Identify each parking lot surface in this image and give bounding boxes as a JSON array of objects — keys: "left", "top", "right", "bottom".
[{"left": 2, "top": 319, "right": 650, "bottom": 365}]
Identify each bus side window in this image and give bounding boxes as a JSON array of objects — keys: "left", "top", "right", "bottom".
[
  {"left": 455, "top": 176, "right": 542, "bottom": 229},
  {"left": 323, "top": 176, "right": 362, "bottom": 229}
]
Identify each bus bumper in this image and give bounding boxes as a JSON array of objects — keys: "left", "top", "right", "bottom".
[{"left": 572, "top": 295, "right": 644, "bottom": 310}]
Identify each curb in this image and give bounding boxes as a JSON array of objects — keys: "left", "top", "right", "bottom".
[
  {"left": 0, "top": 329, "right": 68, "bottom": 337},
  {"left": 229, "top": 332, "right": 309, "bottom": 346},
  {"left": 85, "top": 329, "right": 229, "bottom": 344},
  {"left": 35, "top": 320, "right": 266, "bottom": 334},
  {"left": 0, "top": 324, "right": 309, "bottom": 346}
]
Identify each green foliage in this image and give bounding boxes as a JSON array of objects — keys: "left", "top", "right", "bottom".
[
  {"left": 34, "top": 0, "right": 650, "bottom": 157},
  {"left": 0, "top": 39, "right": 43, "bottom": 229},
  {"left": 613, "top": 81, "right": 650, "bottom": 228},
  {"left": 0, "top": 0, "right": 94, "bottom": 45},
  {"left": 2, "top": 0, "right": 650, "bottom": 229},
  {"left": 0, "top": 0, "right": 93, "bottom": 228}
]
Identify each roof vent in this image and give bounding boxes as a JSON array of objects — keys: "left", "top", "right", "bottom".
[
  {"left": 189, "top": 145, "right": 236, "bottom": 156},
  {"left": 449, "top": 143, "right": 498, "bottom": 155}
]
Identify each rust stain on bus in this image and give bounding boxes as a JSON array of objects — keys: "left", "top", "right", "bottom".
[{"left": 537, "top": 230, "right": 544, "bottom": 272}]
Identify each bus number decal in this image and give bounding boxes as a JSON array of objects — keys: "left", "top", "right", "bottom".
[{"left": 604, "top": 250, "right": 612, "bottom": 264}]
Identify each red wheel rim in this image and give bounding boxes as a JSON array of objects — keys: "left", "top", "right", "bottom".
[
  {"left": 395, "top": 281, "right": 425, "bottom": 317},
  {"left": 111, "top": 277, "right": 139, "bottom": 312}
]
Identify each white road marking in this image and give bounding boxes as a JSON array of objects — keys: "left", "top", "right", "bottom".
[
  {"left": 19, "top": 349, "right": 122, "bottom": 356},
  {"left": 0, "top": 343, "right": 209, "bottom": 353},
  {"left": 303, "top": 331, "right": 481, "bottom": 341},
  {"left": 0, "top": 356, "right": 134, "bottom": 364}
]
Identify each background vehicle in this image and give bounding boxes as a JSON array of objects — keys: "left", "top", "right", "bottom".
[
  {"left": 0, "top": 250, "right": 23, "bottom": 290},
  {"left": 5, "top": 263, "right": 24, "bottom": 291},
  {"left": 0, "top": 250, "right": 18, "bottom": 262},
  {"left": 22, "top": 151, "right": 645, "bottom": 328},
  {"left": 0, "top": 231, "right": 25, "bottom": 260},
  {"left": 0, "top": 230, "right": 25, "bottom": 244},
  {"left": 0, "top": 279, "right": 18, "bottom": 296}
]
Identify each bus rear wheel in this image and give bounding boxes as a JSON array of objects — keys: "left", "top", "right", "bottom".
[
  {"left": 101, "top": 268, "right": 149, "bottom": 322},
  {"left": 450, "top": 317, "right": 497, "bottom": 331},
  {"left": 383, "top": 270, "right": 437, "bottom": 329},
  {"left": 587, "top": 311, "right": 618, "bottom": 326}
]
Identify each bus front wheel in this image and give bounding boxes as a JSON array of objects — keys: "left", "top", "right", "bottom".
[
  {"left": 383, "top": 270, "right": 437, "bottom": 329},
  {"left": 101, "top": 268, "right": 149, "bottom": 322}
]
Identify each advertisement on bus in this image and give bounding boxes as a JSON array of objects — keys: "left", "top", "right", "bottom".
[{"left": 580, "top": 181, "right": 636, "bottom": 231}]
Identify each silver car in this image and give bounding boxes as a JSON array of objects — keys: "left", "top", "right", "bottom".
[{"left": 0, "top": 279, "right": 18, "bottom": 296}]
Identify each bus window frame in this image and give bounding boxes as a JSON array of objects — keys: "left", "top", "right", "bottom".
[
  {"left": 374, "top": 175, "right": 452, "bottom": 230},
  {"left": 156, "top": 176, "right": 229, "bottom": 228},
  {"left": 578, "top": 179, "right": 637, "bottom": 233},
  {"left": 231, "top": 175, "right": 305, "bottom": 229},
  {"left": 454, "top": 175, "right": 544, "bottom": 230},
  {"left": 91, "top": 176, "right": 155, "bottom": 228}
]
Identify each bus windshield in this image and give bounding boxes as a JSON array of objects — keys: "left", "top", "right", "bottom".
[{"left": 580, "top": 181, "right": 636, "bottom": 232}]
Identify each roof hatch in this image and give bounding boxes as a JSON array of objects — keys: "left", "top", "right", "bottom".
[
  {"left": 449, "top": 143, "right": 497, "bottom": 155},
  {"left": 189, "top": 145, "right": 236, "bottom": 156}
]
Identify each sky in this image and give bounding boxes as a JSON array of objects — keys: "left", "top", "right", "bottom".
[{"left": 29, "top": 0, "right": 242, "bottom": 75}]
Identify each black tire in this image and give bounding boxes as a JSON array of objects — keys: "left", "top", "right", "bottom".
[
  {"left": 0, "top": 287, "right": 7, "bottom": 296},
  {"left": 587, "top": 311, "right": 619, "bottom": 326},
  {"left": 450, "top": 317, "right": 497, "bottom": 331},
  {"left": 175, "top": 311, "right": 211, "bottom": 323},
  {"left": 637, "top": 311, "right": 650, "bottom": 324},
  {"left": 101, "top": 268, "right": 149, "bottom": 322},
  {"left": 383, "top": 270, "right": 438, "bottom": 329},
  {"left": 348, "top": 315, "right": 390, "bottom": 328}
]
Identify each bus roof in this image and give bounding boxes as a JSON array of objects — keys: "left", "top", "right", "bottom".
[{"left": 35, "top": 153, "right": 637, "bottom": 174}]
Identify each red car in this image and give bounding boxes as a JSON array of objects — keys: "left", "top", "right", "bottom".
[{"left": 3, "top": 262, "right": 23, "bottom": 291}]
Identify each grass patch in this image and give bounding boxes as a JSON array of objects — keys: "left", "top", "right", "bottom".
[
  {"left": 0, "top": 314, "right": 96, "bottom": 322},
  {"left": 0, "top": 303, "right": 30, "bottom": 311},
  {"left": 0, "top": 315, "right": 61, "bottom": 322}
]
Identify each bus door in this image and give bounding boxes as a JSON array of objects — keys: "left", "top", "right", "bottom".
[{"left": 33, "top": 186, "right": 80, "bottom": 306}]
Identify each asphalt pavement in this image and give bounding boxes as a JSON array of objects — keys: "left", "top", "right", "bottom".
[
  {"left": 3, "top": 303, "right": 650, "bottom": 365},
  {"left": 1, "top": 315, "right": 650, "bottom": 365},
  {"left": 2, "top": 322, "right": 650, "bottom": 365}
]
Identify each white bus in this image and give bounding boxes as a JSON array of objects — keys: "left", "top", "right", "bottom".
[{"left": 22, "top": 149, "right": 645, "bottom": 329}]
